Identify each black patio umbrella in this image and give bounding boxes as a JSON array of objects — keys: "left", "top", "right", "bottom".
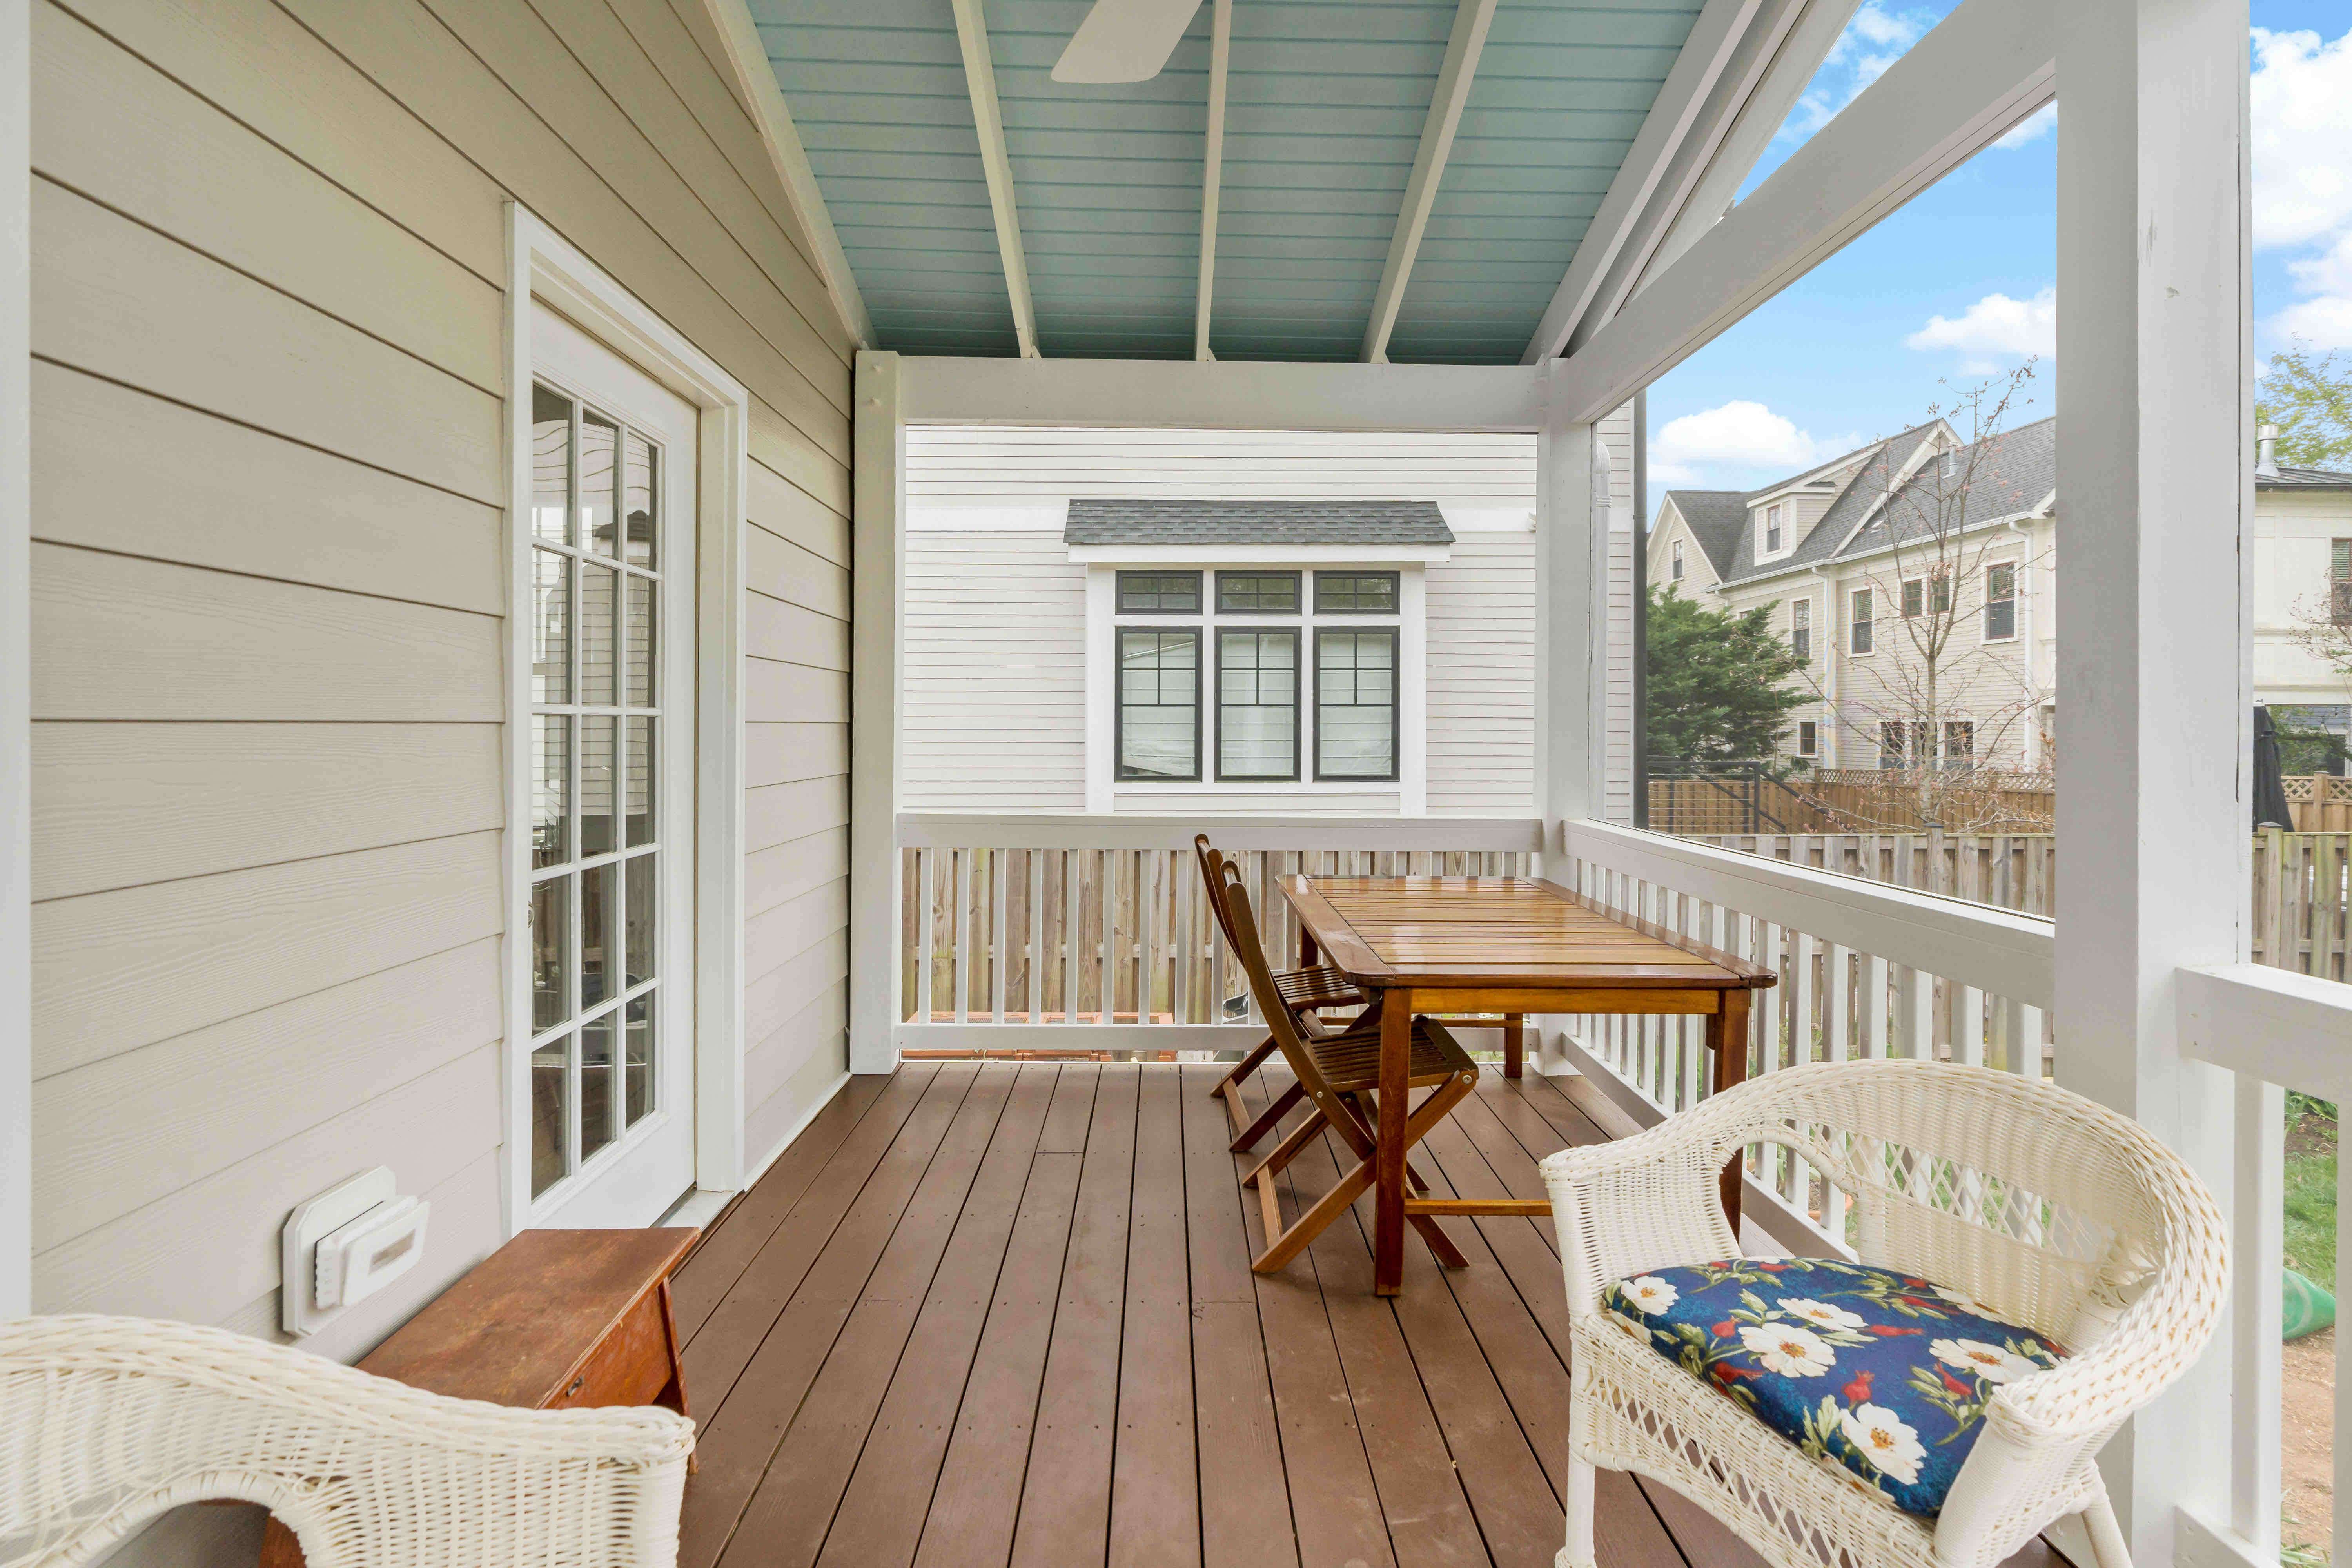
[{"left": 2253, "top": 705, "right": 2296, "bottom": 830}]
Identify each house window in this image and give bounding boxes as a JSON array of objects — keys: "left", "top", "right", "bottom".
[
  {"left": 1902, "top": 574, "right": 1949, "bottom": 618},
  {"left": 1851, "top": 589, "right": 1874, "bottom": 653},
  {"left": 1902, "top": 577, "right": 1922, "bottom": 617},
  {"left": 1218, "top": 570, "right": 1301, "bottom": 614},
  {"left": 1117, "top": 569, "right": 1202, "bottom": 613},
  {"left": 1879, "top": 719, "right": 1932, "bottom": 769},
  {"left": 1985, "top": 563, "right": 2017, "bottom": 640},
  {"left": 1671, "top": 540, "right": 1684, "bottom": 581},
  {"left": 2334, "top": 539, "right": 2352, "bottom": 626},
  {"left": 1791, "top": 599, "right": 1811, "bottom": 662},
  {"left": 1316, "top": 628, "right": 1399, "bottom": 780},
  {"left": 1117, "top": 629, "right": 1200, "bottom": 780},
  {"left": 1798, "top": 720, "right": 1818, "bottom": 757},
  {"left": 525, "top": 381, "right": 670, "bottom": 1198},
  {"left": 1764, "top": 503, "right": 1783, "bottom": 553},
  {"left": 1216, "top": 628, "right": 1299, "bottom": 780},
  {"left": 1943, "top": 720, "right": 1975, "bottom": 769},
  {"left": 1314, "top": 570, "right": 1400, "bottom": 613}
]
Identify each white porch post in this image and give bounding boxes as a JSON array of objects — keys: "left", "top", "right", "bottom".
[
  {"left": 849, "top": 351, "right": 906, "bottom": 1074},
  {"left": 0, "top": 0, "right": 29, "bottom": 1318},
  {"left": 1537, "top": 360, "right": 1600, "bottom": 831},
  {"left": 2054, "top": 0, "right": 2250, "bottom": 1560}
]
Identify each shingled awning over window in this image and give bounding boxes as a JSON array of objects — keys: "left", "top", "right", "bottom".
[{"left": 1064, "top": 499, "right": 1455, "bottom": 548}]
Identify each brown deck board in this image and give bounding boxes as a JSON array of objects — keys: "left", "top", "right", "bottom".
[{"left": 679, "top": 1064, "right": 2075, "bottom": 1568}]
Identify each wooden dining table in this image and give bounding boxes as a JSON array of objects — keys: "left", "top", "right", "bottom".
[{"left": 1278, "top": 874, "right": 1780, "bottom": 1296}]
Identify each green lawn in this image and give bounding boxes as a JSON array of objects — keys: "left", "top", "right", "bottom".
[{"left": 2284, "top": 1097, "right": 2337, "bottom": 1292}]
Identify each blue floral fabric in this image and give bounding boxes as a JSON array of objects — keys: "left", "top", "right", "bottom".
[{"left": 1602, "top": 1258, "right": 2067, "bottom": 1517}]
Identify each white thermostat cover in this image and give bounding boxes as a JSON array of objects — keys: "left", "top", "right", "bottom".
[{"left": 282, "top": 1167, "right": 396, "bottom": 1336}]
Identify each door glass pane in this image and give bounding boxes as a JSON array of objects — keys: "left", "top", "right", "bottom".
[
  {"left": 626, "top": 993, "right": 653, "bottom": 1127},
  {"left": 532, "top": 550, "right": 570, "bottom": 704},
  {"left": 531, "top": 1034, "right": 568, "bottom": 1197},
  {"left": 626, "top": 717, "right": 655, "bottom": 848},
  {"left": 626, "top": 850, "right": 656, "bottom": 983},
  {"left": 582, "top": 562, "right": 617, "bottom": 706},
  {"left": 581, "top": 409, "right": 619, "bottom": 557},
  {"left": 626, "top": 573, "right": 654, "bottom": 707},
  {"left": 531, "top": 875, "right": 568, "bottom": 1030},
  {"left": 623, "top": 428, "right": 656, "bottom": 568},
  {"left": 533, "top": 715, "right": 570, "bottom": 869},
  {"left": 581, "top": 861, "right": 614, "bottom": 1011},
  {"left": 531, "top": 385, "right": 571, "bottom": 544},
  {"left": 581, "top": 1011, "right": 615, "bottom": 1161},
  {"left": 581, "top": 716, "right": 616, "bottom": 856}
]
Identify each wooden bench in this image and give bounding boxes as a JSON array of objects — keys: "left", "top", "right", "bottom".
[{"left": 258, "top": 1227, "right": 698, "bottom": 1567}]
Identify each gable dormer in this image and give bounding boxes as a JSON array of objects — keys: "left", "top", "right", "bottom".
[{"left": 1748, "top": 479, "right": 1844, "bottom": 564}]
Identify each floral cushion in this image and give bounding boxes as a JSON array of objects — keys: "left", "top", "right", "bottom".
[{"left": 1602, "top": 1258, "right": 2066, "bottom": 1517}]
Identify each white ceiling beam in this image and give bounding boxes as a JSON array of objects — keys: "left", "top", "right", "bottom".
[
  {"left": 698, "top": 0, "right": 875, "bottom": 351},
  {"left": 949, "top": 0, "right": 1043, "bottom": 359},
  {"left": 1518, "top": 0, "right": 1770, "bottom": 365},
  {"left": 1633, "top": 0, "right": 1864, "bottom": 298},
  {"left": 1360, "top": 0, "right": 1499, "bottom": 363},
  {"left": 898, "top": 355, "right": 1546, "bottom": 432},
  {"left": 1548, "top": 0, "right": 2055, "bottom": 424},
  {"left": 1194, "top": 0, "right": 1230, "bottom": 361}
]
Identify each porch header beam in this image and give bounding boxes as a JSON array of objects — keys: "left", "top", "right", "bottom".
[
  {"left": 1361, "top": 0, "right": 1499, "bottom": 363},
  {"left": 699, "top": 0, "right": 875, "bottom": 350},
  {"left": 950, "top": 0, "right": 1044, "bottom": 359},
  {"left": 1194, "top": 0, "right": 1230, "bottom": 361},
  {"left": 1546, "top": 0, "right": 2055, "bottom": 422},
  {"left": 898, "top": 355, "right": 1547, "bottom": 431}
]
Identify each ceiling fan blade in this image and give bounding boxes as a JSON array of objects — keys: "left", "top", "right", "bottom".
[{"left": 1050, "top": 0, "right": 1203, "bottom": 83}]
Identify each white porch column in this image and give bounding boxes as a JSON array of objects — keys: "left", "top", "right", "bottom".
[
  {"left": 849, "top": 350, "right": 906, "bottom": 1074},
  {"left": 2054, "top": 0, "right": 2250, "bottom": 1559},
  {"left": 1536, "top": 360, "right": 1601, "bottom": 831},
  {"left": 0, "top": 0, "right": 29, "bottom": 1318}
]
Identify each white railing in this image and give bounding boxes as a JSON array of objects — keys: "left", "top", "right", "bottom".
[
  {"left": 895, "top": 812, "right": 1542, "bottom": 1055},
  {"left": 1552, "top": 818, "right": 2056, "bottom": 1254}
]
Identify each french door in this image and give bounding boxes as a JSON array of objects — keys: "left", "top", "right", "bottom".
[{"left": 520, "top": 302, "right": 697, "bottom": 1229}]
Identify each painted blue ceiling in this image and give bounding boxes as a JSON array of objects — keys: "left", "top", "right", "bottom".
[{"left": 755, "top": 0, "right": 1705, "bottom": 363}]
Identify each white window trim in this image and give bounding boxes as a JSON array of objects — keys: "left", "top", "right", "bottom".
[
  {"left": 1086, "top": 562, "right": 1427, "bottom": 812},
  {"left": 1850, "top": 588, "right": 1876, "bottom": 656},
  {"left": 1982, "top": 556, "right": 2021, "bottom": 643},
  {"left": 1757, "top": 501, "right": 1793, "bottom": 563},
  {"left": 504, "top": 205, "right": 750, "bottom": 1236}
]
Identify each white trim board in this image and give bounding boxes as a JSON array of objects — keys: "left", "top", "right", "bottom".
[
  {"left": 503, "top": 205, "right": 750, "bottom": 1234},
  {"left": 0, "top": 0, "right": 29, "bottom": 1318},
  {"left": 900, "top": 355, "right": 1548, "bottom": 432}
]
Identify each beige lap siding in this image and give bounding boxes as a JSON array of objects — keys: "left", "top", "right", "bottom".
[{"left": 27, "top": 0, "right": 852, "bottom": 1472}]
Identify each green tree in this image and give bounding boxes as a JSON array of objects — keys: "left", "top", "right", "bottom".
[
  {"left": 1645, "top": 586, "right": 1811, "bottom": 767},
  {"left": 2258, "top": 342, "right": 2352, "bottom": 469}
]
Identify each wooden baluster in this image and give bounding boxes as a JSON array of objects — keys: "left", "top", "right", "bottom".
[
  {"left": 989, "top": 846, "right": 1009, "bottom": 1027},
  {"left": 1027, "top": 848, "right": 1045, "bottom": 1025},
  {"left": 915, "top": 847, "right": 935, "bottom": 1026}
]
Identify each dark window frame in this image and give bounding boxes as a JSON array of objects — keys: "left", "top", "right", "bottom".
[
  {"left": 1797, "top": 720, "right": 1818, "bottom": 757},
  {"left": 1851, "top": 589, "right": 1875, "bottom": 654},
  {"left": 1312, "top": 570, "right": 1401, "bottom": 615},
  {"left": 1984, "top": 561, "right": 2018, "bottom": 641},
  {"left": 1213, "top": 625, "right": 1302, "bottom": 783},
  {"left": 1313, "top": 626, "right": 1402, "bottom": 782},
  {"left": 1216, "top": 570, "right": 1302, "bottom": 615},
  {"left": 1114, "top": 626, "right": 1203, "bottom": 782},
  {"left": 1115, "top": 569, "right": 1203, "bottom": 615}
]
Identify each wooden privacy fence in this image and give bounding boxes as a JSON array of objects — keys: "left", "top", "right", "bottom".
[
  {"left": 2254, "top": 829, "right": 2352, "bottom": 983},
  {"left": 2283, "top": 775, "right": 2352, "bottom": 832},
  {"left": 893, "top": 813, "right": 1543, "bottom": 1053}
]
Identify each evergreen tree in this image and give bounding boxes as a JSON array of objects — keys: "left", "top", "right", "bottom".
[{"left": 1645, "top": 585, "right": 1811, "bottom": 767}]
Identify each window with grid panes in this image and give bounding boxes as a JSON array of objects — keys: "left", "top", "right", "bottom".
[
  {"left": 1313, "top": 571, "right": 1399, "bottom": 613},
  {"left": 1117, "top": 628, "right": 1200, "bottom": 779},
  {"left": 1116, "top": 570, "right": 1201, "bottom": 613},
  {"left": 1216, "top": 628, "right": 1299, "bottom": 779},
  {"left": 527, "top": 382, "right": 665, "bottom": 1201},
  {"left": 1217, "top": 571, "right": 1300, "bottom": 614},
  {"left": 2334, "top": 539, "right": 2351, "bottom": 626},
  {"left": 1316, "top": 628, "right": 1399, "bottom": 779}
]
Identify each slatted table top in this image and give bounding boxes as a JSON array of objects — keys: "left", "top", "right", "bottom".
[{"left": 1279, "top": 875, "right": 1778, "bottom": 989}]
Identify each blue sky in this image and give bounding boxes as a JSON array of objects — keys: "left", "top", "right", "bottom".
[{"left": 1644, "top": 0, "right": 2352, "bottom": 503}]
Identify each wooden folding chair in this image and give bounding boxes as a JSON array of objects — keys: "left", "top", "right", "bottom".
[
  {"left": 1195, "top": 835, "right": 1364, "bottom": 1152},
  {"left": 1216, "top": 861, "right": 1478, "bottom": 1276}
]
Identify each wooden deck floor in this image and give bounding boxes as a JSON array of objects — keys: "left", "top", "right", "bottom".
[{"left": 664, "top": 1060, "right": 2069, "bottom": 1568}]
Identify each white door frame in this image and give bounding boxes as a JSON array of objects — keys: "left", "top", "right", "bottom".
[
  {"left": 504, "top": 205, "right": 748, "bottom": 1234},
  {"left": 0, "top": 0, "right": 31, "bottom": 1317}
]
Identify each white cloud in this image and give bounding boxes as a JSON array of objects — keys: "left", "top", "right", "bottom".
[
  {"left": 1777, "top": 2, "right": 1936, "bottom": 145},
  {"left": 1905, "top": 287, "right": 2056, "bottom": 371},
  {"left": 1994, "top": 102, "right": 2054, "bottom": 150},
  {"left": 1651, "top": 401, "right": 1858, "bottom": 487},
  {"left": 2254, "top": 25, "right": 2352, "bottom": 350}
]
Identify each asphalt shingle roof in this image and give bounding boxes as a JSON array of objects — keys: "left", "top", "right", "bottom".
[
  {"left": 2258, "top": 464, "right": 2352, "bottom": 491},
  {"left": 1660, "top": 490, "right": 1746, "bottom": 579},
  {"left": 1835, "top": 417, "right": 2056, "bottom": 561},
  {"left": 1063, "top": 499, "right": 1455, "bottom": 547}
]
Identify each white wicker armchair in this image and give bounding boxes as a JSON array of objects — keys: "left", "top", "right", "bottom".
[
  {"left": 0, "top": 1314, "right": 695, "bottom": 1567},
  {"left": 1541, "top": 1059, "right": 2226, "bottom": 1568}
]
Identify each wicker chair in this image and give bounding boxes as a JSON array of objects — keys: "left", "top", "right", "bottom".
[
  {"left": 0, "top": 1314, "right": 694, "bottom": 1567},
  {"left": 1541, "top": 1059, "right": 2226, "bottom": 1568}
]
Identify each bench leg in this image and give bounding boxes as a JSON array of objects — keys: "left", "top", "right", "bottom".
[{"left": 1503, "top": 1014, "right": 1524, "bottom": 1079}]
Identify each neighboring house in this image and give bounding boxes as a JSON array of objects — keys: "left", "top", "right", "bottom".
[
  {"left": 1652, "top": 417, "right": 2352, "bottom": 773},
  {"left": 1651, "top": 417, "right": 2055, "bottom": 772},
  {"left": 902, "top": 415, "right": 1642, "bottom": 817},
  {"left": 2251, "top": 436, "right": 2352, "bottom": 758}
]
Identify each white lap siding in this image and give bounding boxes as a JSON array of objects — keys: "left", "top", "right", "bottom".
[{"left": 1426, "top": 532, "right": 1538, "bottom": 814}]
